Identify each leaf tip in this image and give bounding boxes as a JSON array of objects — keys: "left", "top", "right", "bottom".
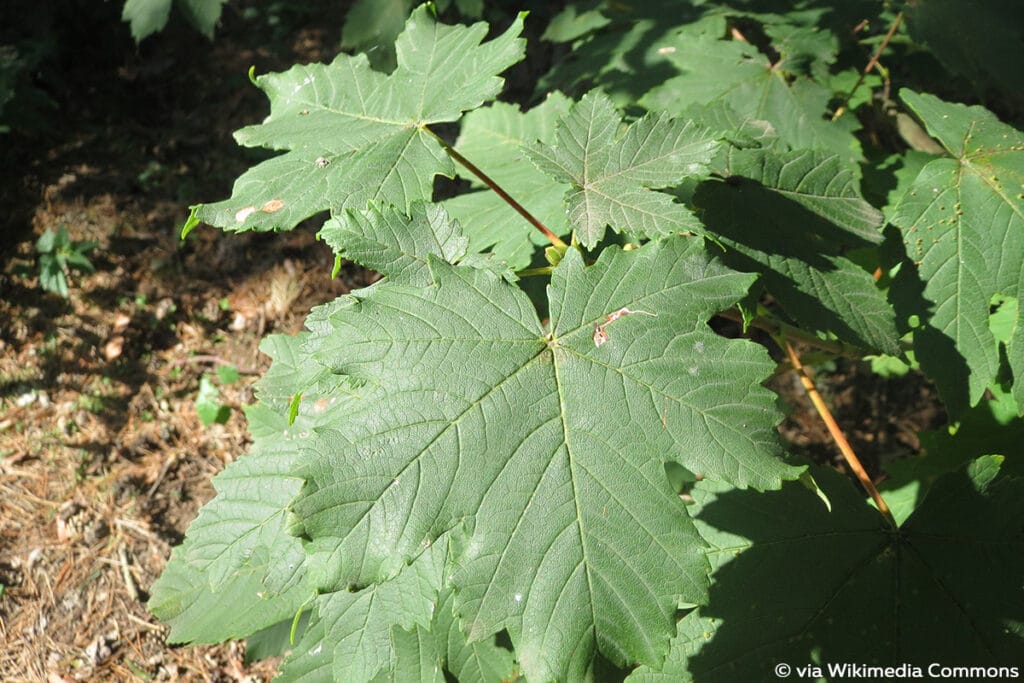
[{"left": 180, "top": 206, "right": 203, "bottom": 240}]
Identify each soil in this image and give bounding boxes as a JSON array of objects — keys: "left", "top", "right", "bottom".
[{"left": 0, "top": 4, "right": 947, "bottom": 682}]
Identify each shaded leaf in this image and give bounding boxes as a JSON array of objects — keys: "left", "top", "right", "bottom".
[
  {"left": 177, "top": 0, "right": 226, "bottom": 39},
  {"left": 536, "top": 2, "right": 709, "bottom": 105},
  {"left": 121, "top": 0, "right": 172, "bottom": 42},
  {"left": 641, "top": 20, "right": 860, "bottom": 165},
  {"left": 628, "top": 461, "right": 1024, "bottom": 681},
  {"left": 905, "top": 0, "right": 1024, "bottom": 106},
  {"left": 695, "top": 147, "right": 898, "bottom": 354},
  {"left": 121, "top": 0, "right": 224, "bottom": 42},
  {"left": 341, "top": 0, "right": 414, "bottom": 71},
  {"left": 541, "top": 2, "right": 611, "bottom": 43},
  {"left": 882, "top": 386, "right": 1024, "bottom": 523}
]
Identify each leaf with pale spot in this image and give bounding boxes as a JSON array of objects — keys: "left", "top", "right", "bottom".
[
  {"left": 290, "top": 236, "right": 799, "bottom": 681},
  {"left": 890, "top": 90, "right": 1024, "bottom": 416},
  {"left": 185, "top": 7, "right": 524, "bottom": 235}
]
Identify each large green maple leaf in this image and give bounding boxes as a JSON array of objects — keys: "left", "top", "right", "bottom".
[
  {"left": 890, "top": 90, "right": 1024, "bottom": 416},
  {"left": 526, "top": 91, "right": 720, "bottom": 249},
  {"left": 289, "top": 229, "right": 800, "bottom": 681},
  {"left": 182, "top": 6, "right": 524, "bottom": 235},
  {"left": 628, "top": 459, "right": 1024, "bottom": 681}
]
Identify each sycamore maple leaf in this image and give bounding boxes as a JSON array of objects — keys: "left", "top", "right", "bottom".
[
  {"left": 527, "top": 91, "right": 720, "bottom": 248},
  {"left": 182, "top": 6, "right": 525, "bottom": 236},
  {"left": 890, "top": 90, "right": 1024, "bottom": 416},
  {"left": 286, "top": 209, "right": 799, "bottom": 680}
]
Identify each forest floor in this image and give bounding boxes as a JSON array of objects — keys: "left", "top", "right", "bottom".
[{"left": 0, "top": 4, "right": 945, "bottom": 682}]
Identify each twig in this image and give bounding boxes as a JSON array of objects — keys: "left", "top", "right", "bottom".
[
  {"left": 167, "top": 355, "right": 260, "bottom": 374},
  {"left": 422, "top": 125, "right": 567, "bottom": 249},
  {"left": 117, "top": 544, "right": 140, "bottom": 602},
  {"left": 782, "top": 339, "right": 896, "bottom": 528},
  {"left": 121, "top": 611, "right": 164, "bottom": 633},
  {"left": 147, "top": 456, "right": 176, "bottom": 498},
  {"left": 114, "top": 517, "right": 157, "bottom": 541},
  {"left": 832, "top": 11, "right": 903, "bottom": 120}
]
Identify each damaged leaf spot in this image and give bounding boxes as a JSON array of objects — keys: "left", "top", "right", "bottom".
[
  {"left": 261, "top": 199, "right": 285, "bottom": 213},
  {"left": 235, "top": 206, "right": 257, "bottom": 223},
  {"left": 593, "top": 307, "right": 658, "bottom": 347}
]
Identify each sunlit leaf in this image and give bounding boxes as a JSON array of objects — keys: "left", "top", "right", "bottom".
[
  {"left": 292, "top": 237, "right": 797, "bottom": 680},
  {"left": 890, "top": 90, "right": 1024, "bottom": 416},
  {"left": 527, "top": 91, "right": 719, "bottom": 248},
  {"left": 190, "top": 7, "right": 525, "bottom": 234}
]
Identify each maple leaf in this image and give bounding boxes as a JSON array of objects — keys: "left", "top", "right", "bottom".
[
  {"left": 442, "top": 94, "right": 574, "bottom": 269},
  {"left": 182, "top": 6, "right": 525, "bottom": 235},
  {"left": 527, "top": 91, "right": 720, "bottom": 248},
  {"left": 290, "top": 234, "right": 799, "bottom": 680},
  {"left": 890, "top": 90, "right": 1024, "bottom": 416},
  {"left": 628, "top": 460, "right": 1024, "bottom": 681}
]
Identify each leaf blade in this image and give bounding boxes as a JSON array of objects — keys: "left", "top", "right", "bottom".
[
  {"left": 194, "top": 7, "right": 525, "bottom": 234},
  {"left": 293, "top": 237, "right": 797, "bottom": 680},
  {"left": 891, "top": 90, "right": 1024, "bottom": 415},
  {"left": 527, "top": 91, "right": 719, "bottom": 248}
]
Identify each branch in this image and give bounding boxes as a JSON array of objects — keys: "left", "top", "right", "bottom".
[
  {"left": 422, "top": 125, "right": 567, "bottom": 249},
  {"left": 832, "top": 11, "right": 903, "bottom": 120}
]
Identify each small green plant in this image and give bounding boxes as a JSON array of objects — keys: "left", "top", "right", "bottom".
[
  {"left": 194, "top": 364, "right": 241, "bottom": 426},
  {"left": 121, "top": 0, "right": 226, "bottom": 42},
  {"left": 35, "top": 225, "right": 96, "bottom": 298}
]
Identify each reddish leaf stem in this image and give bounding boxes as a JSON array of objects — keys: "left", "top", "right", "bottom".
[
  {"left": 782, "top": 339, "right": 896, "bottom": 528},
  {"left": 423, "top": 125, "right": 567, "bottom": 249},
  {"left": 832, "top": 10, "right": 903, "bottom": 120}
]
